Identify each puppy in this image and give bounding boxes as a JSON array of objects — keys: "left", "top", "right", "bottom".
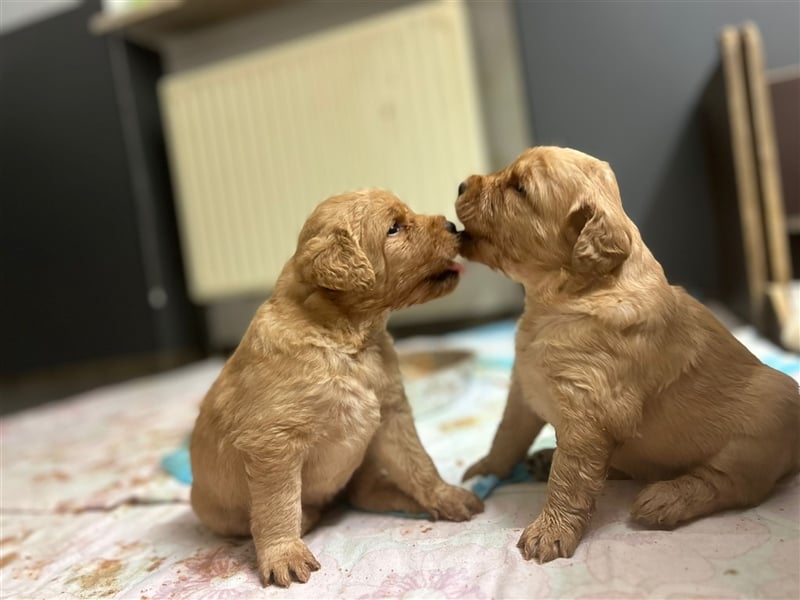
[
  {"left": 456, "top": 146, "right": 800, "bottom": 563},
  {"left": 191, "top": 190, "right": 483, "bottom": 586}
]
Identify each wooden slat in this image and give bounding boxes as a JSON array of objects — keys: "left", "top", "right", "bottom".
[
  {"left": 720, "top": 26, "right": 769, "bottom": 327},
  {"left": 741, "top": 22, "right": 793, "bottom": 285}
]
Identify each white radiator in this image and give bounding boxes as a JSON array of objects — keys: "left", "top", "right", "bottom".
[{"left": 160, "top": 0, "right": 488, "bottom": 303}]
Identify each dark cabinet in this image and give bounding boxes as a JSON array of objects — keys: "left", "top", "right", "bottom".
[{"left": 0, "top": 1, "right": 204, "bottom": 401}]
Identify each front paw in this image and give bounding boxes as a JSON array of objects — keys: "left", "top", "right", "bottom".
[
  {"left": 517, "top": 512, "right": 582, "bottom": 563},
  {"left": 425, "top": 484, "right": 484, "bottom": 521},
  {"left": 462, "top": 455, "right": 514, "bottom": 481},
  {"left": 256, "top": 539, "right": 321, "bottom": 587}
]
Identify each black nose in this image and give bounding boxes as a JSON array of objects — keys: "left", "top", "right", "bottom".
[
  {"left": 458, "top": 181, "right": 467, "bottom": 196},
  {"left": 445, "top": 221, "right": 457, "bottom": 234}
]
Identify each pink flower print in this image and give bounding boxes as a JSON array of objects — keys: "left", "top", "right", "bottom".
[
  {"left": 157, "top": 544, "right": 262, "bottom": 599},
  {"left": 361, "top": 566, "right": 484, "bottom": 599}
]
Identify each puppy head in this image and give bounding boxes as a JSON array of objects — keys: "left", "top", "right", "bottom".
[
  {"left": 455, "top": 146, "right": 632, "bottom": 282},
  {"left": 294, "top": 190, "right": 462, "bottom": 311}
]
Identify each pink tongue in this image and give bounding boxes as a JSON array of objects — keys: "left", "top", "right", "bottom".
[{"left": 448, "top": 261, "right": 465, "bottom": 274}]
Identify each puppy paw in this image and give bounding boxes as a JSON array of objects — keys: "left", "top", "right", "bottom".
[
  {"left": 257, "top": 539, "right": 320, "bottom": 587},
  {"left": 462, "top": 455, "right": 514, "bottom": 482},
  {"left": 425, "top": 484, "right": 484, "bottom": 521},
  {"left": 630, "top": 480, "right": 686, "bottom": 528},
  {"left": 517, "top": 512, "right": 581, "bottom": 563}
]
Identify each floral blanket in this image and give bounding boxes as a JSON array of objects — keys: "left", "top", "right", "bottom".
[{"left": 2, "top": 320, "right": 798, "bottom": 599}]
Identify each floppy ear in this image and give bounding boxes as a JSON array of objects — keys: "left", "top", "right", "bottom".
[
  {"left": 568, "top": 200, "right": 632, "bottom": 275},
  {"left": 298, "top": 228, "right": 376, "bottom": 291}
]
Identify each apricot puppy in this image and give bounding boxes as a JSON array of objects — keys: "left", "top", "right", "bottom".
[
  {"left": 191, "top": 190, "right": 483, "bottom": 586},
  {"left": 456, "top": 146, "right": 800, "bottom": 563}
]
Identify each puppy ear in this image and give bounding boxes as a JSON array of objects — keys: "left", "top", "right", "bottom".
[
  {"left": 568, "top": 200, "right": 631, "bottom": 275},
  {"left": 298, "top": 228, "right": 376, "bottom": 291}
]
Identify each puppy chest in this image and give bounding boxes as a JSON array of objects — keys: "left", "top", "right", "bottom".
[
  {"left": 297, "top": 342, "right": 395, "bottom": 436},
  {"left": 302, "top": 378, "right": 384, "bottom": 503},
  {"left": 317, "top": 359, "right": 383, "bottom": 434},
  {"left": 318, "top": 376, "right": 381, "bottom": 433},
  {"left": 301, "top": 437, "right": 371, "bottom": 505},
  {"left": 517, "top": 367, "right": 561, "bottom": 427}
]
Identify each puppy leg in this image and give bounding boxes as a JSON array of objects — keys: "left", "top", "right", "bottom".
[
  {"left": 631, "top": 434, "right": 794, "bottom": 527},
  {"left": 517, "top": 424, "right": 615, "bottom": 563},
  {"left": 525, "top": 449, "right": 630, "bottom": 482},
  {"left": 464, "top": 371, "right": 546, "bottom": 480},
  {"left": 365, "top": 400, "right": 484, "bottom": 521},
  {"left": 348, "top": 459, "right": 427, "bottom": 514},
  {"left": 190, "top": 485, "right": 250, "bottom": 536},
  {"left": 190, "top": 431, "right": 251, "bottom": 536},
  {"left": 246, "top": 456, "right": 321, "bottom": 587}
]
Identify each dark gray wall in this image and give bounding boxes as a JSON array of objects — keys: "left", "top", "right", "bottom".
[
  {"left": 0, "top": 0, "right": 203, "bottom": 377},
  {"left": 514, "top": 0, "right": 800, "bottom": 294}
]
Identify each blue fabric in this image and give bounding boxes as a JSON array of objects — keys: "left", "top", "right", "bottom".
[
  {"left": 763, "top": 355, "right": 800, "bottom": 375},
  {"left": 161, "top": 439, "right": 192, "bottom": 485},
  {"left": 470, "top": 462, "right": 532, "bottom": 500},
  {"left": 476, "top": 356, "right": 515, "bottom": 371}
]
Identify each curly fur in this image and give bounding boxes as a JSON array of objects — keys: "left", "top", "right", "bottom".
[
  {"left": 190, "top": 190, "right": 483, "bottom": 587},
  {"left": 456, "top": 146, "right": 800, "bottom": 563}
]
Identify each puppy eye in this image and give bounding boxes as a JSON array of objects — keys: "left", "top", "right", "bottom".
[
  {"left": 514, "top": 182, "right": 526, "bottom": 195},
  {"left": 387, "top": 222, "right": 401, "bottom": 236}
]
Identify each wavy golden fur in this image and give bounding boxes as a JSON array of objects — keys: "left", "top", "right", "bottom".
[
  {"left": 190, "top": 190, "right": 483, "bottom": 587},
  {"left": 456, "top": 146, "right": 800, "bottom": 563}
]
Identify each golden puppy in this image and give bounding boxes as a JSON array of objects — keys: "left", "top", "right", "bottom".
[
  {"left": 456, "top": 146, "right": 799, "bottom": 563},
  {"left": 191, "top": 190, "right": 483, "bottom": 586}
]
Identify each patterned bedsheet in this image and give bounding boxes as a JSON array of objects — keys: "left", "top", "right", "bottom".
[{"left": 2, "top": 320, "right": 798, "bottom": 599}]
